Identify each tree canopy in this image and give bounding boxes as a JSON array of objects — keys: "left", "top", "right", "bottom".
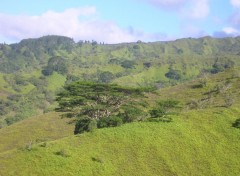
[{"left": 56, "top": 81, "right": 147, "bottom": 134}]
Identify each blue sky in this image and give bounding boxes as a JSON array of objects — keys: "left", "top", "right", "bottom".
[{"left": 0, "top": 0, "right": 240, "bottom": 43}]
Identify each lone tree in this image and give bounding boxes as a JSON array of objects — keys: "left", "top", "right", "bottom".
[{"left": 56, "top": 81, "right": 147, "bottom": 134}]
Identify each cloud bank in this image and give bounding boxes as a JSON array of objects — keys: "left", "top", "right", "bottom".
[
  {"left": 0, "top": 7, "right": 169, "bottom": 44},
  {"left": 230, "top": 0, "right": 240, "bottom": 8}
]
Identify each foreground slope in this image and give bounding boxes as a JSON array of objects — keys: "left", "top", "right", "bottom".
[
  {"left": 0, "top": 108, "right": 239, "bottom": 176},
  {"left": 0, "top": 112, "right": 74, "bottom": 153},
  {"left": 0, "top": 69, "right": 240, "bottom": 176}
]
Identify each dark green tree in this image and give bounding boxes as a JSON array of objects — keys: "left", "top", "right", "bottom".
[
  {"left": 56, "top": 82, "right": 143, "bottom": 119},
  {"left": 56, "top": 82, "right": 147, "bottom": 134}
]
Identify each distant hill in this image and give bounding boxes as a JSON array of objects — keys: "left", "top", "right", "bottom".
[{"left": 0, "top": 35, "right": 240, "bottom": 127}]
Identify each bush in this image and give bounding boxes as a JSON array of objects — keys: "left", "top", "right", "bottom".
[
  {"left": 149, "top": 107, "right": 166, "bottom": 118},
  {"left": 149, "top": 100, "right": 180, "bottom": 120},
  {"left": 74, "top": 118, "right": 98, "bottom": 134},
  {"left": 97, "top": 116, "right": 123, "bottom": 128},
  {"left": 87, "top": 119, "right": 97, "bottom": 132},
  {"left": 98, "top": 71, "right": 115, "bottom": 83},
  {"left": 165, "top": 69, "right": 182, "bottom": 80},
  {"left": 74, "top": 118, "right": 92, "bottom": 134},
  {"left": 121, "top": 60, "right": 136, "bottom": 69},
  {"left": 232, "top": 118, "right": 240, "bottom": 128},
  {"left": 120, "top": 105, "right": 147, "bottom": 123},
  {"left": 210, "top": 63, "right": 224, "bottom": 74}
]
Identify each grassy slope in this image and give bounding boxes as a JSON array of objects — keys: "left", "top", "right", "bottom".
[
  {"left": 0, "top": 112, "right": 75, "bottom": 153},
  {"left": 0, "top": 69, "right": 240, "bottom": 176},
  {"left": 0, "top": 108, "right": 239, "bottom": 176}
]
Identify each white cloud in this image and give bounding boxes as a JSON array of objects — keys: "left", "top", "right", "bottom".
[
  {"left": 141, "top": 0, "right": 210, "bottom": 19},
  {"left": 183, "top": 0, "right": 210, "bottom": 19},
  {"left": 140, "top": 0, "right": 187, "bottom": 9},
  {"left": 229, "top": 11, "right": 240, "bottom": 27},
  {"left": 230, "top": 0, "right": 240, "bottom": 8},
  {"left": 213, "top": 27, "right": 240, "bottom": 38},
  {"left": 0, "top": 7, "right": 169, "bottom": 44},
  {"left": 223, "top": 27, "right": 240, "bottom": 35}
]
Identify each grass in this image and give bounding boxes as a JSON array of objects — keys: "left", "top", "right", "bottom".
[
  {"left": 0, "top": 112, "right": 75, "bottom": 153},
  {"left": 0, "top": 68, "right": 240, "bottom": 175},
  {"left": 46, "top": 72, "right": 66, "bottom": 91},
  {"left": 0, "top": 107, "right": 239, "bottom": 176}
]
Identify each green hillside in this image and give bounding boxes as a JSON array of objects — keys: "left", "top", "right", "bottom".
[
  {"left": 0, "top": 68, "right": 239, "bottom": 176},
  {"left": 1, "top": 35, "right": 240, "bottom": 127}
]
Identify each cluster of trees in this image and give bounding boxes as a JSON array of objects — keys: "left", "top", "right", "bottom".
[
  {"left": 108, "top": 58, "right": 136, "bottom": 69},
  {"left": 42, "top": 56, "right": 68, "bottom": 76}
]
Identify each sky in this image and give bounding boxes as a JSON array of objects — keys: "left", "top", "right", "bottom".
[{"left": 0, "top": 0, "right": 240, "bottom": 44}]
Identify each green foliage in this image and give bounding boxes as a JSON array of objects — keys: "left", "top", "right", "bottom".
[
  {"left": 165, "top": 68, "right": 182, "bottom": 80},
  {"left": 57, "top": 81, "right": 147, "bottom": 134},
  {"left": 74, "top": 118, "right": 98, "bottom": 134},
  {"left": 42, "top": 56, "right": 68, "bottom": 76},
  {"left": 1, "top": 35, "right": 240, "bottom": 127},
  {"left": 1, "top": 107, "right": 240, "bottom": 176},
  {"left": 121, "top": 60, "right": 136, "bottom": 69},
  {"left": 1, "top": 65, "right": 240, "bottom": 175},
  {"left": 210, "top": 63, "right": 225, "bottom": 74},
  {"left": 74, "top": 118, "right": 91, "bottom": 134},
  {"left": 98, "top": 71, "right": 115, "bottom": 83},
  {"left": 97, "top": 116, "right": 123, "bottom": 128},
  {"left": 65, "top": 74, "right": 80, "bottom": 85},
  {"left": 133, "top": 45, "right": 140, "bottom": 49},
  {"left": 232, "top": 118, "right": 240, "bottom": 128},
  {"left": 149, "top": 100, "right": 180, "bottom": 121},
  {"left": 88, "top": 119, "right": 98, "bottom": 132},
  {"left": 56, "top": 81, "right": 142, "bottom": 116},
  {"left": 149, "top": 107, "right": 166, "bottom": 118},
  {"left": 119, "top": 104, "right": 148, "bottom": 123}
]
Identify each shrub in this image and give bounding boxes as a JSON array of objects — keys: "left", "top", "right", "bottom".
[
  {"left": 97, "top": 116, "right": 123, "bottom": 128},
  {"left": 149, "top": 107, "right": 166, "bottom": 118},
  {"left": 165, "top": 69, "right": 182, "bottom": 80},
  {"left": 87, "top": 119, "right": 97, "bottom": 132},
  {"left": 149, "top": 100, "right": 180, "bottom": 120},
  {"left": 55, "top": 149, "right": 70, "bottom": 157},
  {"left": 119, "top": 105, "right": 148, "bottom": 123},
  {"left": 98, "top": 71, "right": 115, "bottom": 83},
  {"left": 74, "top": 118, "right": 92, "bottom": 134},
  {"left": 232, "top": 118, "right": 240, "bottom": 128},
  {"left": 121, "top": 60, "right": 136, "bottom": 69}
]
